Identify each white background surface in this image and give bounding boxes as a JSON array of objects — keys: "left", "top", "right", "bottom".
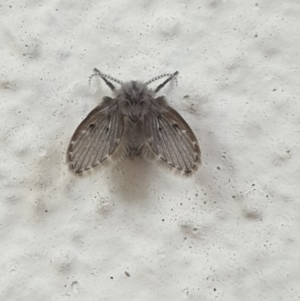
[{"left": 1, "top": 0, "right": 300, "bottom": 300}]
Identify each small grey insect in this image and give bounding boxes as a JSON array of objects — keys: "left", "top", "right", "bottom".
[{"left": 66, "top": 68, "right": 201, "bottom": 176}]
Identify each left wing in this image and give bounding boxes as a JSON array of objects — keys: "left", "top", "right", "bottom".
[{"left": 67, "top": 100, "right": 124, "bottom": 174}]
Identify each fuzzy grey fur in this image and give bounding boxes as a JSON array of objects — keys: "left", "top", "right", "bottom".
[{"left": 66, "top": 69, "right": 201, "bottom": 176}]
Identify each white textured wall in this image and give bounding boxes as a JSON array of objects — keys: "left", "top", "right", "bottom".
[{"left": 1, "top": 0, "right": 299, "bottom": 300}]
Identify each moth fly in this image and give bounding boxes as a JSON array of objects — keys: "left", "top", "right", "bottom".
[{"left": 66, "top": 68, "right": 201, "bottom": 176}]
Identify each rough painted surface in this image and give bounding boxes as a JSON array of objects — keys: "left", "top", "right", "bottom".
[{"left": 1, "top": 0, "right": 299, "bottom": 300}]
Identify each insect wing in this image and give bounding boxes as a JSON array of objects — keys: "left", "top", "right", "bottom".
[
  {"left": 144, "top": 105, "right": 200, "bottom": 175},
  {"left": 67, "top": 101, "right": 123, "bottom": 174}
]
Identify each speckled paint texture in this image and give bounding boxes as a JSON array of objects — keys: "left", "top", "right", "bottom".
[{"left": 1, "top": 0, "right": 299, "bottom": 300}]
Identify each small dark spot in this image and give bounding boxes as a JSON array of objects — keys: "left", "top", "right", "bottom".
[
  {"left": 162, "top": 219, "right": 165, "bottom": 222},
  {"left": 213, "top": 288, "right": 217, "bottom": 292},
  {"left": 125, "top": 271, "right": 130, "bottom": 277},
  {"left": 105, "top": 127, "right": 109, "bottom": 133},
  {"left": 158, "top": 127, "right": 162, "bottom": 132},
  {"left": 110, "top": 276, "right": 113, "bottom": 279},
  {"left": 89, "top": 124, "right": 95, "bottom": 131},
  {"left": 217, "top": 166, "right": 221, "bottom": 170},
  {"left": 45, "top": 210, "right": 48, "bottom": 213},
  {"left": 244, "top": 211, "right": 262, "bottom": 220},
  {"left": 172, "top": 123, "right": 179, "bottom": 131}
]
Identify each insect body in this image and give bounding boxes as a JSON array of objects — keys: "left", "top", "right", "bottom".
[{"left": 67, "top": 68, "right": 201, "bottom": 176}]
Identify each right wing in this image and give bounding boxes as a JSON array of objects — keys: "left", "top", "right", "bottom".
[{"left": 144, "top": 105, "right": 201, "bottom": 176}]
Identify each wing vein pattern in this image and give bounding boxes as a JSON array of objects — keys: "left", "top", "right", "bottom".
[
  {"left": 145, "top": 105, "right": 200, "bottom": 175},
  {"left": 67, "top": 103, "right": 123, "bottom": 174}
]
